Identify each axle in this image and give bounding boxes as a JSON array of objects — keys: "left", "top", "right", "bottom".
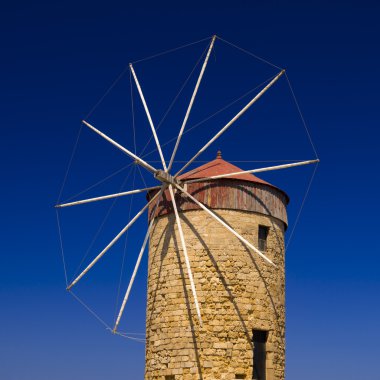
[{"left": 154, "top": 170, "right": 178, "bottom": 185}]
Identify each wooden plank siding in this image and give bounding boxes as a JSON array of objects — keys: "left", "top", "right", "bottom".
[{"left": 148, "top": 179, "right": 288, "bottom": 228}]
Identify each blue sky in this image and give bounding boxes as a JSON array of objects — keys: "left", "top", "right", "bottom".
[{"left": 1, "top": 1, "right": 379, "bottom": 379}]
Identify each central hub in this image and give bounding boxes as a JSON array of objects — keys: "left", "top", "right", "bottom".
[{"left": 154, "top": 170, "right": 177, "bottom": 185}]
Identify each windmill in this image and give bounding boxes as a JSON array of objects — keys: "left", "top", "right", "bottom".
[{"left": 56, "top": 35, "right": 318, "bottom": 379}]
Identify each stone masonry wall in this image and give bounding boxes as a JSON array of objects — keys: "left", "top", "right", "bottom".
[{"left": 145, "top": 209, "right": 285, "bottom": 380}]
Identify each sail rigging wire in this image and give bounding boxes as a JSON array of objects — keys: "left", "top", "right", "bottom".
[
  {"left": 71, "top": 291, "right": 147, "bottom": 342},
  {"left": 117, "top": 331, "right": 145, "bottom": 336},
  {"left": 56, "top": 209, "right": 68, "bottom": 287},
  {"left": 56, "top": 124, "right": 83, "bottom": 204},
  {"left": 69, "top": 290, "right": 111, "bottom": 330},
  {"left": 285, "top": 162, "right": 319, "bottom": 251},
  {"left": 131, "top": 36, "right": 212, "bottom": 64},
  {"left": 114, "top": 331, "right": 146, "bottom": 343},
  {"left": 285, "top": 72, "right": 319, "bottom": 159},
  {"left": 137, "top": 164, "right": 148, "bottom": 188},
  {"left": 70, "top": 290, "right": 146, "bottom": 342},
  {"left": 216, "top": 36, "right": 283, "bottom": 71},
  {"left": 85, "top": 65, "right": 131, "bottom": 120}
]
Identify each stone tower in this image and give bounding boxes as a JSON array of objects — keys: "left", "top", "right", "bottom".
[{"left": 145, "top": 152, "right": 289, "bottom": 380}]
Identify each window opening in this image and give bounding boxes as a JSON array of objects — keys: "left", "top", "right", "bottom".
[
  {"left": 252, "top": 329, "right": 268, "bottom": 380},
  {"left": 258, "top": 225, "right": 269, "bottom": 252}
]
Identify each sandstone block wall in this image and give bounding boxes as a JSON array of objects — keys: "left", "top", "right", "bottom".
[{"left": 145, "top": 209, "right": 285, "bottom": 380}]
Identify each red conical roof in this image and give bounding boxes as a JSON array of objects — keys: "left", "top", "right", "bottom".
[{"left": 178, "top": 151, "right": 289, "bottom": 202}]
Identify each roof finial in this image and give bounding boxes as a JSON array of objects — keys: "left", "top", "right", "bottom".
[{"left": 216, "top": 150, "right": 222, "bottom": 159}]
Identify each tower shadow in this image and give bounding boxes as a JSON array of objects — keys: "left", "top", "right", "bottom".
[{"left": 172, "top": 230, "right": 204, "bottom": 380}]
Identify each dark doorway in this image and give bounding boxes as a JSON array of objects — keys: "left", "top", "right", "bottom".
[{"left": 252, "top": 329, "right": 268, "bottom": 380}]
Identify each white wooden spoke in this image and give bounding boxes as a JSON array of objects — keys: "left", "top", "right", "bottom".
[
  {"left": 113, "top": 190, "right": 164, "bottom": 332},
  {"left": 67, "top": 189, "right": 163, "bottom": 290},
  {"left": 174, "top": 183, "right": 276, "bottom": 267},
  {"left": 175, "top": 69, "right": 285, "bottom": 177},
  {"left": 129, "top": 64, "right": 167, "bottom": 171},
  {"left": 167, "top": 35, "right": 216, "bottom": 172},
  {"left": 184, "top": 159, "right": 319, "bottom": 184},
  {"left": 82, "top": 120, "right": 157, "bottom": 174},
  {"left": 55, "top": 186, "right": 161, "bottom": 208},
  {"left": 168, "top": 185, "right": 202, "bottom": 326}
]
